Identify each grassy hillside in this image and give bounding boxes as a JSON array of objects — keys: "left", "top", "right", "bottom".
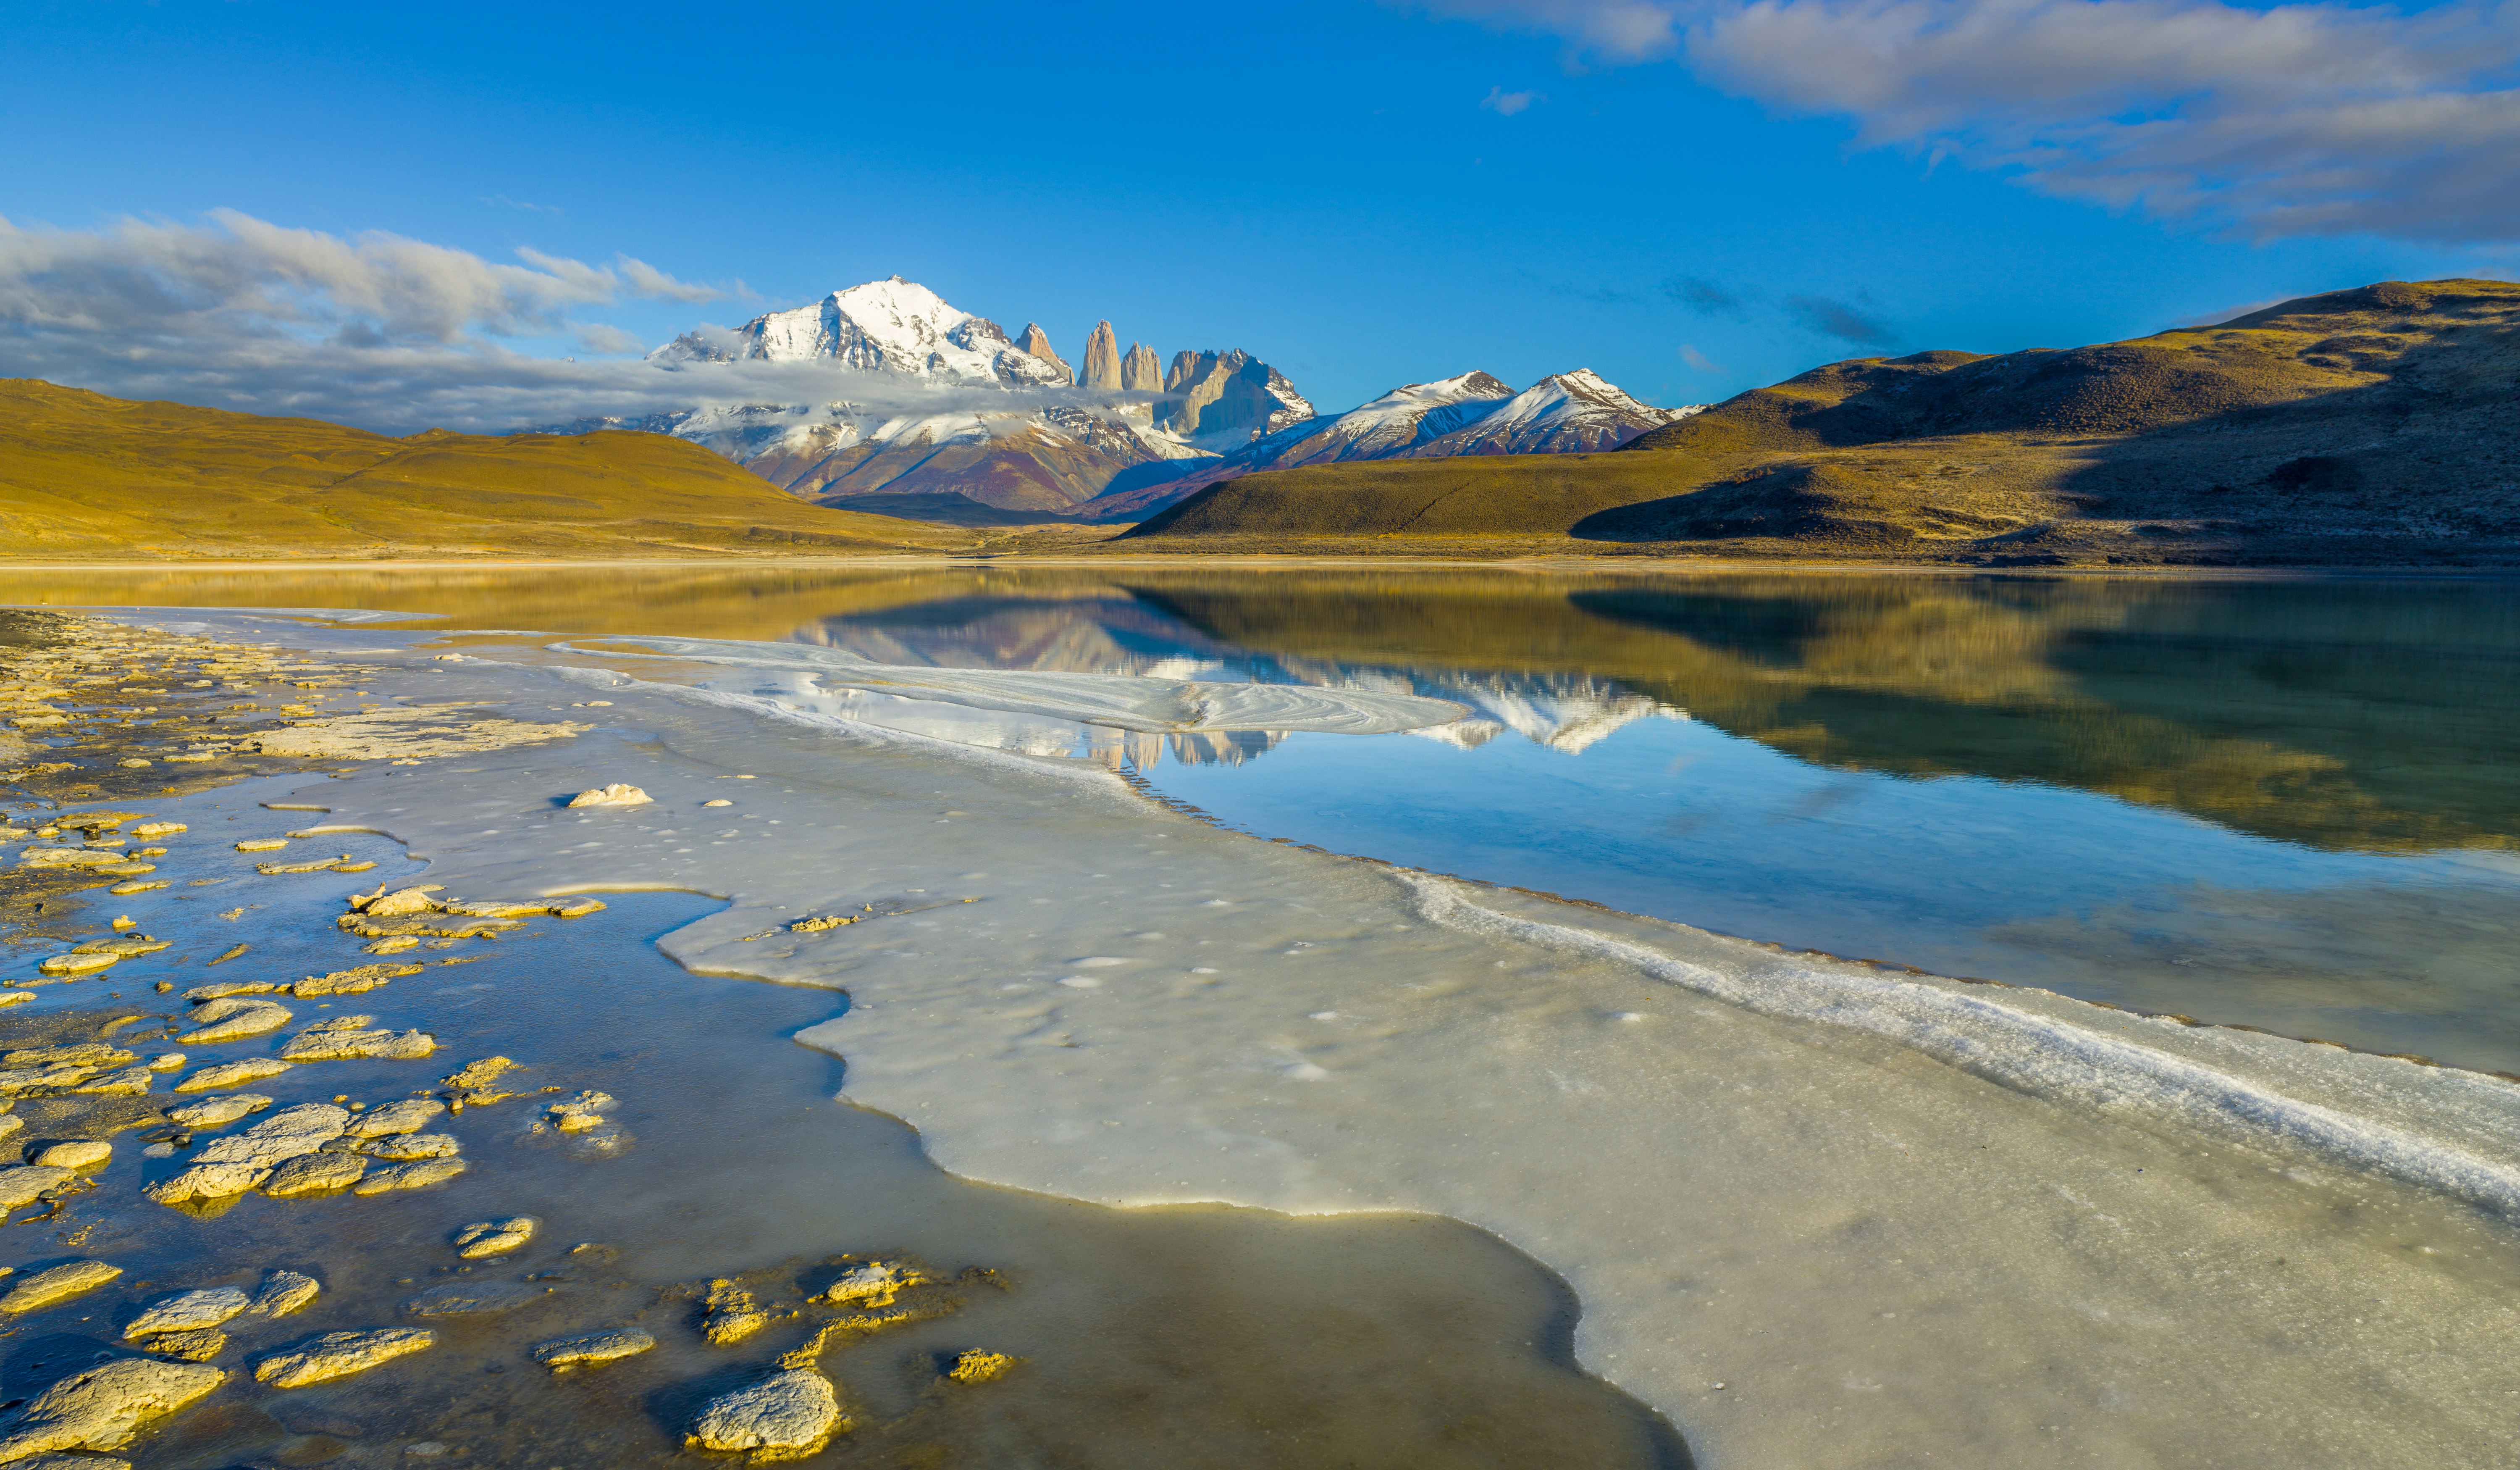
[
  {"left": 0, "top": 380, "right": 976, "bottom": 559},
  {"left": 1121, "top": 279, "right": 2520, "bottom": 565}
]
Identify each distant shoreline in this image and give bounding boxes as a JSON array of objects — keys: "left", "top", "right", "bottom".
[{"left": 2, "top": 554, "right": 2517, "bottom": 579}]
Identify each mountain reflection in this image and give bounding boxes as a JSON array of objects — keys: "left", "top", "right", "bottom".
[
  {"left": 0, "top": 563, "right": 2510, "bottom": 851},
  {"left": 794, "top": 572, "right": 2520, "bottom": 852}
]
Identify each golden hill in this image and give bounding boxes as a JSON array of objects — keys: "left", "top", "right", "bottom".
[
  {"left": 1121, "top": 279, "right": 2520, "bottom": 565},
  {"left": 0, "top": 380, "right": 977, "bottom": 559}
]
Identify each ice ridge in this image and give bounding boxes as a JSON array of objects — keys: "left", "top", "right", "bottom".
[{"left": 1408, "top": 876, "right": 2520, "bottom": 1215}]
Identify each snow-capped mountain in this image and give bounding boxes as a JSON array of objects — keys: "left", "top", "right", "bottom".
[
  {"left": 538, "top": 277, "right": 1699, "bottom": 524},
  {"left": 548, "top": 278, "right": 1303, "bottom": 519},
  {"left": 1414, "top": 370, "right": 1692, "bottom": 455},
  {"left": 1081, "top": 369, "right": 1700, "bottom": 519}
]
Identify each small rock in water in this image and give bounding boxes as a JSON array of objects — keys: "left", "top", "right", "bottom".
[
  {"left": 36, "top": 952, "right": 119, "bottom": 978},
  {"left": 254, "top": 1328, "right": 435, "bottom": 1388},
  {"left": 346, "top": 1097, "right": 445, "bottom": 1137},
  {"left": 294, "top": 962, "right": 423, "bottom": 997},
  {"left": 123, "top": 1286, "right": 252, "bottom": 1339},
  {"left": 685, "top": 1367, "right": 845, "bottom": 1460},
  {"left": 452, "top": 1217, "right": 537, "bottom": 1258},
  {"left": 946, "top": 1349, "right": 1018, "bottom": 1384},
  {"left": 280, "top": 1022, "right": 435, "bottom": 1062},
  {"left": 362, "top": 1132, "right": 459, "bottom": 1162},
  {"left": 567, "top": 783, "right": 651, "bottom": 807},
  {"left": 532, "top": 1328, "right": 654, "bottom": 1371},
  {"left": 176, "top": 999, "right": 292, "bottom": 1045},
  {"left": 144, "top": 1161, "right": 272, "bottom": 1204},
  {"left": 165, "top": 1094, "right": 273, "bottom": 1129},
  {"left": 173, "top": 1057, "right": 294, "bottom": 1091},
  {"left": 30, "top": 1139, "right": 111, "bottom": 1170},
  {"left": 0, "top": 1357, "right": 223, "bottom": 1460},
  {"left": 144, "top": 1328, "right": 227, "bottom": 1363},
  {"left": 822, "top": 1259, "right": 927, "bottom": 1310},
  {"left": 0, "top": 1259, "right": 121, "bottom": 1313},
  {"left": 354, "top": 886, "right": 442, "bottom": 918},
  {"left": 543, "top": 1090, "right": 614, "bottom": 1132},
  {"left": 233, "top": 839, "right": 288, "bottom": 852},
  {"left": 242, "top": 1270, "right": 322, "bottom": 1321},
  {"left": 440, "top": 1055, "right": 522, "bottom": 1107},
  {"left": 262, "top": 1152, "right": 368, "bottom": 1196},
  {"left": 351, "top": 1157, "right": 467, "bottom": 1195},
  {"left": 183, "top": 980, "right": 283, "bottom": 1002},
  {"left": 0, "top": 1164, "right": 79, "bottom": 1210},
  {"left": 701, "top": 1281, "right": 773, "bottom": 1346}
]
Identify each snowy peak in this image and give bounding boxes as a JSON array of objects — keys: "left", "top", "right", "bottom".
[
  {"left": 660, "top": 276, "right": 1068, "bottom": 389},
  {"left": 1407, "top": 369, "right": 1694, "bottom": 456}
]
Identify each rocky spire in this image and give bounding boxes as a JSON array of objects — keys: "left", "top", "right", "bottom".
[
  {"left": 1121, "top": 343, "right": 1163, "bottom": 394},
  {"left": 1082, "top": 321, "right": 1123, "bottom": 392},
  {"left": 1013, "top": 323, "right": 1072, "bottom": 384}
]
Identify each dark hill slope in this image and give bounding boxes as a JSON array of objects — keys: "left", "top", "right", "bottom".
[
  {"left": 0, "top": 380, "right": 974, "bottom": 559},
  {"left": 1121, "top": 279, "right": 2520, "bottom": 565}
]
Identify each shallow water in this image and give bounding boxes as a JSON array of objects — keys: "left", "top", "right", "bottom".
[{"left": 0, "top": 788, "right": 1683, "bottom": 1469}]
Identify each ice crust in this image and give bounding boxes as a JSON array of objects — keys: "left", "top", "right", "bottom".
[{"left": 105, "top": 610, "right": 2520, "bottom": 1467}]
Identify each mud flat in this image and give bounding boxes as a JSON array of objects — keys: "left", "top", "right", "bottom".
[{"left": 4, "top": 605, "right": 2518, "bottom": 1466}]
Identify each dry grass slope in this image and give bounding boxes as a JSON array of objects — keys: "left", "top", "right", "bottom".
[
  {"left": 0, "top": 380, "right": 976, "bottom": 559},
  {"left": 1120, "top": 279, "right": 2520, "bottom": 565}
]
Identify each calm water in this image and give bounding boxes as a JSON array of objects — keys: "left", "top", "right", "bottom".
[{"left": 10, "top": 564, "right": 2520, "bottom": 1074}]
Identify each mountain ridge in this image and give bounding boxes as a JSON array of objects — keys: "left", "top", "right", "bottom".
[{"left": 1117, "top": 278, "right": 2520, "bottom": 566}]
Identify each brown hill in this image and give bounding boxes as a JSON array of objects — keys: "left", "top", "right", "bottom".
[
  {"left": 0, "top": 380, "right": 976, "bottom": 559},
  {"left": 1120, "top": 279, "right": 2520, "bottom": 565}
]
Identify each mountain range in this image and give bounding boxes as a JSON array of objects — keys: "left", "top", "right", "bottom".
[
  {"left": 543, "top": 278, "right": 1690, "bottom": 523},
  {"left": 1123, "top": 278, "right": 2520, "bottom": 567}
]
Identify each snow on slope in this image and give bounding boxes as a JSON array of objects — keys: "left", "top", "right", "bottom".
[
  {"left": 1408, "top": 370, "right": 1696, "bottom": 457},
  {"left": 1081, "top": 369, "right": 1701, "bottom": 519}
]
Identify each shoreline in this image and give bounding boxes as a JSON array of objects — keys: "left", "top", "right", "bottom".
[{"left": 5, "top": 554, "right": 2520, "bottom": 580}]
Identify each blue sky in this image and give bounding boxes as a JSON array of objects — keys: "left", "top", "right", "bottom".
[{"left": 2, "top": 0, "right": 2511, "bottom": 423}]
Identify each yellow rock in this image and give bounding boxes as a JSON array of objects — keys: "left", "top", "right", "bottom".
[
  {"left": 232, "top": 839, "right": 287, "bottom": 852},
  {"left": 0, "top": 1259, "right": 121, "bottom": 1313},
  {"left": 946, "top": 1350, "right": 1018, "bottom": 1384},
  {"left": 253, "top": 1328, "right": 434, "bottom": 1388}
]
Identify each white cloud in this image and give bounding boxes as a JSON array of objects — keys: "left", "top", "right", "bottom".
[
  {"left": 1408, "top": 0, "right": 2520, "bottom": 243},
  {"left": 0, "top": 211, "right": 1168, "bottom": 434},
  {"left": 1482, "top": 84, "right": 1545, "bottom": 113}
]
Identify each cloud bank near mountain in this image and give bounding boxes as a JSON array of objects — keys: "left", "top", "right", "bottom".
[
  {"left": 0, "top": 212, "right": 1151, "bottom": 433},
  {"left": 1411, "top": 0, "right": 2520, "bottom": 244}
]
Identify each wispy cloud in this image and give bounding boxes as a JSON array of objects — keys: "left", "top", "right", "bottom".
[
  {"left": 0, "top": 212, "right": 1169, "bottom": 434},
  {"left": 1481, "top": 84, "right": 1545, "bottom": 114},
  {"left": 480, "top": 195, "right": 563, "bottom": 216},
  {"left": 1677, "top": 342, "right": 1723, "bottom": 370},
  {"left": 1663, "top": 274, "right": 1744, "bottom": 314},
  {"left": 1408, "top": 0, "right": 2520, "bottom": 244},
  {"left": 1784, "top": 293, "right": 1899, "bottom": 345}
]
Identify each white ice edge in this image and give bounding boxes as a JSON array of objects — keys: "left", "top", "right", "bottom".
[
  {"left": 1408, "top": 876, "right": 2520, "bottom": 1215},
  {"left": 546, "top": 635, "right": 1470, "bottom": 734}
]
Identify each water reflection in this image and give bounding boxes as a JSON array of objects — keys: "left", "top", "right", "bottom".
[{"left": 9, "top": 564, "right": 2520, "bottom": 1070}]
